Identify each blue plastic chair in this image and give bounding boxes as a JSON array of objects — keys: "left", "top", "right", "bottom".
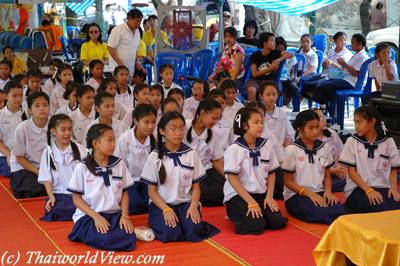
[
  {"left": 313, "top": 34, "right": 328, "bottom": 53},
  {"left": 244, "top": 47, "right": 259, "bottom": 55},
  {"left": 368, "top": 46, "right": 396, "bottom": 60},
  {"left": 19, "top": 37, "right": 32, "bottom": 50},
  {"left": 275, "top": 59, "right": 287, "bottom": 107},
  {"left": 189, "top": 49, "right": 213, "bottom": 81},
  {"left": 155, "top": 52, "right": 189, "bottom": 93},
  {"left": 316, "top": 50, "right": 324, "bottom": 74},
  {"left": 287, "top": 47, "right": 298, "bottom": 54},
  {"left": 207, "top": 52, "right": 222, "bottom": 77},
  {"left": 209, "top": 42, "right": 220, "bottom": 55},
  {"left": 292, "top": 53, "right": 306, "bottom": 112},
  {"left": 238, "top": 53, "right": 253, "bottom": 101},
  {"left": 66, "top": 26, "right": 80, "bottom": 38},
  {"left": 4, "top": 32, "right": 15, "bottom": 46},
  {"left": 398, "top": 63, "right": 400, "bottom": 79},
  {"left": 59, "top": 36, "right": 74, "bottom": 62},
  {"left": 11, "top": 35, "right": 21, "bottom": 50},
  {"left": 32, "top": 31, "right": 48, "bottom": 49},
  {"left": 336, "top": 57, "right": 376, "bottom": 130},
  {"left": 144, "top": 63, "right": 153, "bottom": 86}
]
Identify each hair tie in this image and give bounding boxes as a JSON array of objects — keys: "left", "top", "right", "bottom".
[
  {"left": 47, "top": 145, "right": 58, "bottom": 171},
  {"left": 52, "top": 67, "right": 58, "bottom": 80},
  {"left": 381, "top": 121, "right": 388, "bottom": 135},
  {"left": 235, "top": 114, "right": 241, "bottom": 129}
]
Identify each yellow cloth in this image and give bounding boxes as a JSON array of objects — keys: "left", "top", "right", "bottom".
[
  {"left": 12, "top": 57, "right": 27, "bottom": 75},
  {"left": 142, "top": 29, "right": 170, "bottom": 57},
  {"left": 313, "top": 210, "right": 400, "bottom": 266},
  {"left": 137, "top": 40, "right": 146, "bottom": 58},
  {"left": 80, "top": 40, "right": 109, "bottom": 63}
]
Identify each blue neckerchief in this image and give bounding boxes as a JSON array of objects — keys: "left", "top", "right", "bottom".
[
  {"left": 249, "top": 150, "right": 261, "bottom": 166},
  {"left": 293, "top": 138, "right": 324, "bottom": 164},
  {"left": 161, "top": 143, "right": 192, "bottom": 167},
  {"left": 353, "top": 134, "right": 388, "bottom": 159},
  {"left": 97, "top": 168, "right": 112, "bottom": 187}
]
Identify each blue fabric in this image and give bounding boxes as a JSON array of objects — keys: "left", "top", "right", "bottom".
[
  {"left": 148, "top": 202, "right": 220, "bottom": 243},
  {"left": 0, "top": 156, "right": 10, "bottom": 177},
  {"left": 41, "top": 194, "right": 75, "bottom": 222},
  {"left": 331, "top": 174, "right": 346, "bottom": 193},
  {"left": 345, "top": 187, "right": 400, "bottom": 213},
  {"left": 128, "top": 182, "right": 149, "bottom": 215},
  {"left": 312, "top": 79, "right": 353, "bottom": 104},
  {"left": 10, "top": 169, "right": 46, "bottom": 199},
  {"left": 285, "top": 192, "right": 347, "bottom": 224},
  {"left": 68, "top": 212, "right": 136, "bottom": 251}
]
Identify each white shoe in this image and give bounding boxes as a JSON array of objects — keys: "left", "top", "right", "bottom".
[{"left": 134, "top": 226, "right": 155, "bottom": 241}]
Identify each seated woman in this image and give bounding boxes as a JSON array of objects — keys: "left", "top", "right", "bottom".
[
  {"left": 209, "top": 27, "right": 245, "bottom": 89},
  {"left": 237, "top": 20, "right": 259, "bottom": 49},
  {"left": 312, "top": 34, "right": 370, "bottom": 115},
  {"left": 80, "top": 23, "right": 109, "bottom": 72},
  {"left": 2, "top": 46, "right": 27, "bottom": 76}
]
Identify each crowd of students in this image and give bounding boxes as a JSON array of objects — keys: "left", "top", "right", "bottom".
[{"left": 0, "top": 25, "right": 399, "bottom": 253}]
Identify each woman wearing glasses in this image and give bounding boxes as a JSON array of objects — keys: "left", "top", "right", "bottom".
[{"left": 80, "top": 23, "right": 109, "bottom": 70}]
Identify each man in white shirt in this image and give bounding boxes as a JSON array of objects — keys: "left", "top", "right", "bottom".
[
  {"left": 107, "top": 9, "right": 145, "bottom": 78},
  {"left": 103, "top": 4, "right": 115, "bottom": 28},
  {"left": 113, "top": 5, "right": 127, "bottom": 25}
]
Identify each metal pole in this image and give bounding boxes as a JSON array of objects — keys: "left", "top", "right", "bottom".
[{"left": 218, "top": 0, "right": 224, "bottom": 52}]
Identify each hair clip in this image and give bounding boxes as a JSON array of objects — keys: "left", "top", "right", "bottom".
[
  {"left": 235, "top": 114, "right": 241, "bottom": 128},
  {"left": 381, "top": 121, "right": 388, "bottom": 135}
]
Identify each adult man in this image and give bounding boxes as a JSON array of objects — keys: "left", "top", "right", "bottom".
[
  {"left": 107, "top": 9, "right": 144, "bottom": 77},
  {"left": 103, "top": 4, "right": 115, "bottom": 29}
]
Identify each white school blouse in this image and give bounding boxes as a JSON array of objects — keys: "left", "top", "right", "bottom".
[
  {"left": 184, "top": 127, "right": 224, "bottom": 170},
  {"left": 141, "top": 144, "right": 206, "bottom": 205},
  {"left": 38, "top": 141, "right": 86, "bottom": 194},
  {"left": 67, "top": 156, "right": 133, "bottom": 223},
  {"left": 223, "top": 137, "right": 279, "bottom": 203},
  {"left": 85, "top": 78, "right": 101, "bottom": 92},
  {"left": 321, "top": 128, "right": 343, "bottom": 162},
  {"left": 160, "top": 81, "right": 182, "bottom": 98},
  {"left": 116, "top": 128, "right": 152, "bottom": 182},
  {"left": 69, "top": 108, "right": 96, "bottom": 145},
  {"left": 339, "top": 134, "right": 400, "bottom": 198},
  {"left": 282, "top": 139, "right": 334, "bottom": 201},
  {"left": 299, "top": 48, "right": 318, "bottom": 75},
  {"left": 50, "top": 83, "right": 68, "bottom": 115},
  {"left": 10, "top": 118, "right": 48, "bottom": 172},
  {"left": 56, "top": 104, "right": 76, "bottom": 115},
  {"left": 0, "top": 106, "right": 25, "bottom": 157},
  {"left": 115, "top": 86, "right": 134, "bottom": 110},
  {"left": 342, "top": 49, "right": 369, "bottom": 87},
  {"left": 368, "top": 59, "right": 399, "bottom": 87},
  {"left": 43, "top": 79, "right": 57, "bottom": 96},
  {"left": 83, "top": 118, "right": 127, "bottom": 148},
  {"left": 183, "top": 97, "right": 200, "bottom": 119},
  {"left": 262, "top": 106, "right": 295, "bottom": 146},
  {"left": 220, "top": 101, "right": 244, "bottom": 129}
]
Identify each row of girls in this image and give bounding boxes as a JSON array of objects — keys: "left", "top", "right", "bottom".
[{"left": 1, "top": 57, "right": 400, "bottom": 251}]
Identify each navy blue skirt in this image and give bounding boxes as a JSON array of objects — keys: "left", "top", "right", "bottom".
[
  {"left": 0, "top": 156, "right": 10, "bottom": 177},
  {"left": 128, "top": 182, "right": 148, "bottom": 215},
  {"left": 41, "top": 194, "right": 75, "bottom": 222},
  {"left": 68, "top": 212, "right": 136, "bottom": 251},
  {"left": 331, "top": 174, "right": 346, "bottom": 192},
  {"left": 345, "top": 187, "right": 400, "bottom": 213},
  {"left": 200, "top": 168, "right": 225, "bottom": 206},
  {"left": 148, "top": 202, "right": 220, "bottom": 243},
  {"left": 285, "top": 192, "right": 347, "bottom": 224},
  {"left": 10, "top": 169, "right": 46, "bottom": 199}
]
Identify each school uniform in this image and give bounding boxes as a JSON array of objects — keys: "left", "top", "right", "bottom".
[
  {"left": 160, "top": 81, "right": 182, "bottom": 98},
  {"left": 67, "top": 156, "right": 136, "bottom": 251},
  {"left": 0, "top": 78, "right": 10, "bottom": 90},
  {"left": 140, "top": 143, "right": 220, "bottom": 243},
  {"left": 38, "top": 141, "right": 86, "bottom": 221},
  {"left": 0, "top": 106, "right": 26, "bottom": 176},
  {"left": 115, "top": 86, "right": 134, "bottom": 110},
  {"left": 182, "top": 109, "right": 193, "bottom": 120},
  {"left": 50, "top": 83, "right": 68, "bottom": 115},
  {"left": 282, "top": 139, "right": 347, "bottom": 224},
  {"left": 224, "top": 137, "right": 288, "bottom": 235},
  {"left": 55, "top": 104, "right": 76, "bottom": 115},
  {"left": 22, "top": 86, "right": 44, "bottom": 111},
  {"left": 262, "top": 106, "right": 295, "bottom": 147},
  {"left": 43, "top": 79, "right": 57, "bottom": 96},
  {"left": 10, "top": 118, "right": 48, "bottom": 198},
  {"left": 212, "top": 122, "right": 235, "bottom": 151},
  {"left": 122, "top": 106, "right": 134, "bottom": 129},
  {"left": 366, "top": 60, "right": 399, "bottom": 102},
  {"left": 184, "top": 127, "right": 225, "bottom": 206},
  {"left": 69, "top": 108, "right": 96, "bottom": 145},
  {"left": 85, "top": 78, "right": 101, "bottom": 92},
  {"left": 299, "top": 48, "right": 318, "bottom": 80},
  {"left": 216, "top": 101, "right": 244, "bottom": 150},
  {"left": 116, "top": 128, "right": 153, "bottom": 214},
  {"left": 84, "top": 118, "right": 127, "bottom": 149},
  {"left": 321, "top": 128, "right": 346, "bottom": 192},
  {"left": 183, "top": 97, "right": 200, "bottom": 119},
  {"left": 114, "top": 101, "right": 127, "bottom": 121},
  {"left": 339, "top": 134, "right": 400, "bottom": 213}
]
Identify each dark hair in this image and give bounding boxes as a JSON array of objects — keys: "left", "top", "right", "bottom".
[
  {"left": 224, "top": 26, "right": 237, "bottom": 39},
  {"left": 41, "top": 19, "right": 51, "bottom": 26},
  {"left": 220, "top": 79, "right": 237, "bottom": 92},
  {"left": 84, "top": 124, "right": 114, "bottom": 175},
  {"left": 143, "top": 18, "right": 148, "bottom": 25},
  {"left": 95, "top": 91, "right": 113, "bottom": 107},
  {"left": 150, "top": 84, "right": 164, "bottom": 99},
  {"left": 3, "top": 80, "right": 22, "bottom": 94},
  {"left": 98, "top": 78, "right": 117, "bottom": 93},
  {"left": 86, "top": 23, "right": 103, "bottom": 43},
  {"left": 215, "top": 69, "right": 230, "bottom": 83},
  {"left": 246, "top": 101, "right": 266, "bottom": 114},
  {"left": 376, "top": 2, "right": 383, "bottom": 9},
  {"left": 233, "top": 107, "right": 262, "bottom": 136},
  {"left": 161, "top": 98, "right": 179, "bottom": 114},
  {"left": 311, "top": 108, "right": 332, "bottom": 138},
  {"left": 133, "top": 67, "right": 146, "bottom": 79},
  {"left": 132, "top": 104, "right": 157, "bottom": 150},
  {"left": 2, "top": 46, "right": 13, "bottom": 55},
  {"left": 207, "top": 88, "right": 226, "bottom": 101},
  {"left": 333, "top": 31, "right": 347, "bottom": 41},
  {"left": 275, "top": 36, "right": 287, "bottom": 50},
  {"left": 352, "top": 33, "right": 368, "bottom": 52},
  {"left": 192, "top": 79, "right": 209, "bottom": 98},
  {"left": 159, "top": 63, "right": 174, "bottom": 75},
  {"left": 258, "top": 32, "right": 275, "bottom": 49},
  {"left": 0, "top": 60, "right": 13, "bottom": 71},
  {"left": 258, "top": 80, "right": 278, "bottom": 96},
  {"left": 49, "top": 58, "right": 64, "bottom": 85},
  {"left": 374, "top": 43, "right": 390, "bottom": 56},
  {"left": 186, "top": 99, "right": 222, "bottom": 144},
  {"left": 56, "top": 63, "right": 73, "bottom": 83},
  {"left": 157, "top": 111, "right": 186, "bottom": 184},
  {"left": 27, "top": 91, "right": 49, "bottom": 109},
  {"left": 63, "top": 81, "right": 80, "bottom": 101},
  {"left": 89, "top": 59, "right": 104, "bottom": 73},
  {"left": 300, "top": 34, "right": 312, "bottom": 42},
  {"left": 292, "top": 109, "right": 320, "bottom": 139},
  {"left": 76, "top": 84, "right": 95, "bottom": 99},
  {"left": 148, "top": 14, "right": 157, "bottom": 21},
  {"left": 12, "top": 74, "right": 26, "bottom": 85},
  {"left": 47, "top": 114, "right": 81, "bottom": 170},
  {"left": 133, "top": 83, "right": 150, "bottom": 108},
  {"left": 167, "top": 88, "right": 185, "bottom": 99},
  {"left": 27, "top": 68, "right": 43, "bottom": 80},
  {"left": 127, "top": 8, "right": 143, "bottom": 19},
  {"left": 114, "top": 65, "right": 131, "bottom": 94},
  {"left": 354, "top": 106, "right": 387, "bottom": 136},
  {"left": 243, "top": 20, "right": 258, "bottom": 37}
]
